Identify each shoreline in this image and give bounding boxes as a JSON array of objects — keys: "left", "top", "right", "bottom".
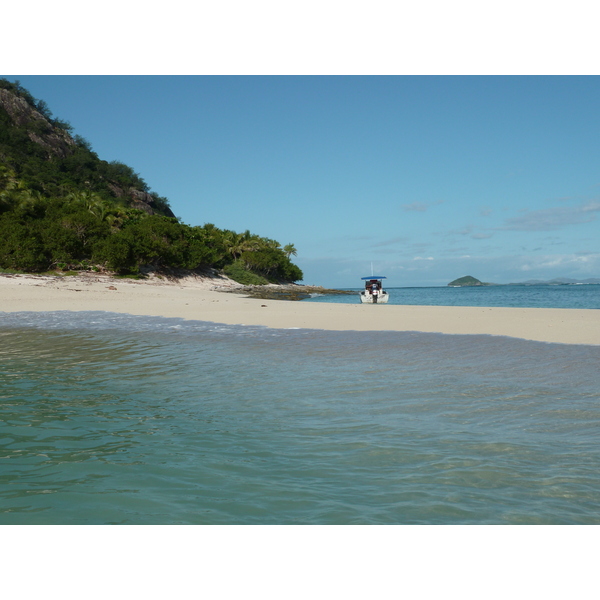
[{"left": 1, "top": 273, "right": 599, "bottom": 345}]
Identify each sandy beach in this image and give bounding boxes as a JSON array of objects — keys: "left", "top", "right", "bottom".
[{"left": 1, "top": 272, "right": 599, "bottom": 345}]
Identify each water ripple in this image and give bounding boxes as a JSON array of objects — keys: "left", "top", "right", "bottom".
[{"left": 1, "top": 311, "right": 599, "bottom": 523}]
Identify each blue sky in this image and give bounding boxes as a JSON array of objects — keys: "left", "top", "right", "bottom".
[{"left": 6, "top": 75, "right": 600, "bottom": 287}]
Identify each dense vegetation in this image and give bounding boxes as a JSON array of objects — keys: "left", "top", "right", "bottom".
[
  {"left": 447, "top": 276, "right": 488, "bottom": 286},
  {"left": 0, "top": 79, "right": 302, "bottom": 282}
]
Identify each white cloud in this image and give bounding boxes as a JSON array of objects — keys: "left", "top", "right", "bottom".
[
  {"left": 501, "top": 200, "right": 600, "bottom": 231},
  {"left": 297, "top": 251, "right": 600, "bottom": 288},
  {"left": 518, "top": 253, "right": 600, "bottom": 273},
  {"left": 582, "top": 200, "right": 600, "bottom": 212}
]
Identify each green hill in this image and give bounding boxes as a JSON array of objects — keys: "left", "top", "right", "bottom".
[
  {"left": 0, "top": 79, "right": 302, "bottom": 282},
  {"left": 448, "top": 275, "right": 488, "bottom": 287}
]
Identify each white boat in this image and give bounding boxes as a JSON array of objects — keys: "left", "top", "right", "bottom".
[{"left": 359, "top": 276, "right": 389, "bottom": 303}]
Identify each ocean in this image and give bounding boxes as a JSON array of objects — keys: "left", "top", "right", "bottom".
[
  {"left": 1, "top": 285, "right": 599, "bottom": 524},
  {"left": 304, "top": 283, "right": 600, "bottom": 309}
]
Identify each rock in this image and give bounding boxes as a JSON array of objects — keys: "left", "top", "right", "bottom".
[{"left": 0, "top": 88, "right": 76, "bottom": 159}]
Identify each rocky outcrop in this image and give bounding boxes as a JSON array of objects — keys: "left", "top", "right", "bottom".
[
  {"left": 218, "top": 284, "right": 354, "bottom": 301},
  {"left": 0, "top": 88, "right": 76, "bottom": 159},
  {"left": 129, "top": 189, "right": 158, "bottom": 214},
  {"left": 1, "top": 85, "right": 175, "bottom": 217},
  {"left": 0, "top": 88, "right": 44, "bottom": 127},
  {"left": 106, "top": 183, "right": 174, "bottom": 216}
]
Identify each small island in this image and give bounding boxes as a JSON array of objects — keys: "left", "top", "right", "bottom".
[{"left": 448, "top": 275, "right": 490, "bottom": 287}]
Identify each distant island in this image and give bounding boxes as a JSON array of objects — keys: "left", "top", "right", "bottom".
[
  {"left": 447, "top": 276, "right": 490, "bottom": 287},
  {"left": 508, "top": 278, "right": 600, "bottom": 286},
  {"left": 448, "top": 275, "right": 600, "bottom": 287}
]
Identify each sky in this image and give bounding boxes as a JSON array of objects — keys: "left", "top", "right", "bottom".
[
  {"left": 4, "top": 1, "right": 600, "bottom": 289},
  {"left": 4, "top": 75, "right": 600, "bottom": 287}
]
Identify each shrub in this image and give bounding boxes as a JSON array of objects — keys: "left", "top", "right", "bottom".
[{"left": 223, "top": 260, "right": 269, "bottom": 285}]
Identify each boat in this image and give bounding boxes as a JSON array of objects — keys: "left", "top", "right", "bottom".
[{"left": 359, "top": 276, "right": 389, "bottom": 303}]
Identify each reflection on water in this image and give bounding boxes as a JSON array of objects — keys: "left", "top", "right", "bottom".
[{"left": 1, "top": 311, "right": 599, "bottom": 524}]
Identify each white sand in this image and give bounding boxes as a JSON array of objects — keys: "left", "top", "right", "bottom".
[{"left": 1, "top": 273, "right": 599, "bottom": 345}]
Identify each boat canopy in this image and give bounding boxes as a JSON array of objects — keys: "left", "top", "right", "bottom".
[{"left": 361, "top": 276, "right": 386, "bottom": 280}]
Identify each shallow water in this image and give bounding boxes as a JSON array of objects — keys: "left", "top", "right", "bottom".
[{"left": 1, "top": 311, "right": 599, "bottom": 524}]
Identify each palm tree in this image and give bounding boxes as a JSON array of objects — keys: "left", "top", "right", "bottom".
[
  {"left": 66, "top": 191, "right": 105, "bottom": 215},
  {"left": 241, "top": 230, "right": 261, "bottom": 250},
  {"left": 65, "top": 191, "right": 128, "bottom": 228},
  {"left": 0, "top": 166, "right": 27, "bottom": 213},
  {"left": 222, "top": 230, "right": 244, "bottom": 260},
  {"left": 261, "top": 238, "right": 282, "bottom": 251},
  {"left": 0, "top": 165, "right": 18, "bottom": 191},
  {"left": 15, "top": 188, "right": 45, "bottom": 212},
  {"left": 283, "top": 243, "right": 297, "bottom": 259}
]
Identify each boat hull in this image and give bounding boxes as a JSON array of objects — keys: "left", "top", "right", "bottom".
[{"left": 359, "top": 291, "right": 389, "bottom": 304}]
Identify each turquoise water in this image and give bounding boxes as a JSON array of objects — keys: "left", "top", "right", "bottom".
[
  {"left": 305, "top": 284, "right": 600, "bottom": 309},
  {"left": 1, "top": 310, "right": 599, "bottom": 524}
]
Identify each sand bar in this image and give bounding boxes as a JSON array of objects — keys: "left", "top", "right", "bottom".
[{"left": 1, "top": 273, "right": 599, "bottom": 345}]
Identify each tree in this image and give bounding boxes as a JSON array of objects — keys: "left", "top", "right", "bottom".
[
  {"left": 283, "top": 243, "right": 297, "bottom": 259},
  {"left": 0, "top": 80, "right": 305, "bottom": 279},
  {"left": 0, "top": 215, "right": 48, "bottom": 271},
  {"left": 0, "top": 165, "right": 25, "bottom": 213},
  {"left": 223, "top": 229, "right": 261, "bottom": 261},
  {"left": 261, "top": 237, "right": 282, "bottom": 251},
  {"left": 93, "top": 231, "right": 135, "bottom": 273},
  {"left": 223, "top": 230, "right": 245, "bottom": 260}
]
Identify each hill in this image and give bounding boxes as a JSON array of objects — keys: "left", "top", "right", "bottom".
[
  {"left": 447, "top": 276, "right": 600, "bottom": 287},
  {"left": 447, "top": 275, "right": 489, "bottom": 287},
  {"left": 508, "top": 278, "right": 600, "bottom": 286},
  {"left": 0, "top": 80, "right": 174, "bottom": 217},
  {"left": 0, "top": 79, "right": 302, "bottom": 283}
]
